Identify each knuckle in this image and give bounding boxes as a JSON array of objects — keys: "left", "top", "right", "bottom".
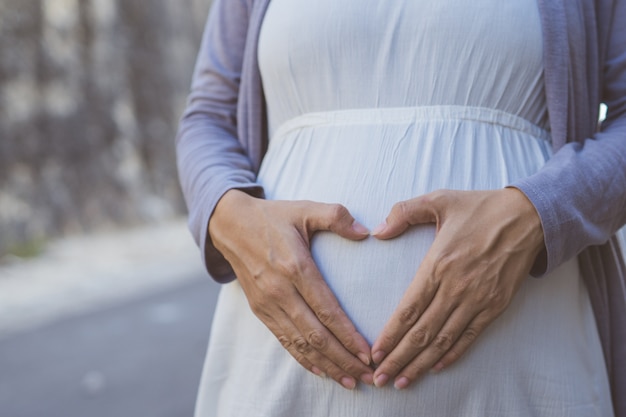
[
  {"left": 316, "top": 307, "right": 337, "bottom": 327},
  {"left": 441, "top": 329, "right": 480, "bottom": 366},
  {"left": 306, "top": 330, "right": 329, "bottom": 351},
  {"left": 429, "top": 189, "right": 450, "bottom": 206},
  {"left": 485, "top": 290, "right": 509, "bottom": 312},
  {"left": 278, "top": 335, "right": 292, "bottom": 350},
  {"left": 429, "top": 189, "right": 446, "bottom": 200},
  {"left": 432, "top": 252, "right": 456, "bottom": 277},
  {"left": 398, "top": 305, "right": 420, "bottom": 325},
  {"left": 328, "top": 203, "right": 350, "bottom": 222},
  {"left": 340, "top": 360, "right": 363, "bottom": 377},
  {"left": 462, "top": 327, "right": 480, "bottom": 344},
  {"left": 281, "top": 340, "right": 313, "bottom": 370},
  {"left": 433, "top": 332, "right": 454, "bottom": 352},
  {"left": 446, "top": 277, "right": 470, "bottom": 299},
  {"left": 264, "top": 282, "right": 287, "bottom": 302},
  {"left": 391, "top": 201, "right": 410, "bottom": 220},
  {"left": 408, "top": 327, "right": 432, "bottom": 349},
  {"left": 293, "top": 336, "right": 312, "bottom": 355},
  {"left": 276, "top": 258, "right": 301, "bottom": 278},
  {"left": 297, "top": 257, "right": 318, "bottom": 278}
]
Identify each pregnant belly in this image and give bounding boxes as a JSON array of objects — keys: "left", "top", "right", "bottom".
[
  {"left": 257, "top": 108, "right": 552, "bottom": 343},
  {"left": 310, "top": 227, "right": 434, "bottom": 343}
]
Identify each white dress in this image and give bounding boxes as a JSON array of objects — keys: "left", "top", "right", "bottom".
[{"left": 195, "top": 1, "right": 614, "bottom": 416}]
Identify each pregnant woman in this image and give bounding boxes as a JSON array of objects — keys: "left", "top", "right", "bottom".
[{"left": 176, "top": 0, "right": 626, "bottom": 416}]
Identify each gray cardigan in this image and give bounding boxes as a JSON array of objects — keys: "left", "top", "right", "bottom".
[{"left": 176, "top": 0, "right": 626, "bottom": 413}]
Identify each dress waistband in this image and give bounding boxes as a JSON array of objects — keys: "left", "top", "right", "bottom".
[{"left": 272, "top": 106, "right": 552, "bottom": 144}]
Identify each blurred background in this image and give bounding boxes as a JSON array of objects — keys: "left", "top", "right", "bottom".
[
  {"left": 1, "top": 2, "right": 625, "bottom": 417},
  {"left": 0, "top": 1, "right": 221, "bottom": 416}
]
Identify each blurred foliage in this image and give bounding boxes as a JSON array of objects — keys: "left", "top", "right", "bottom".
[{"left": 5, "top": 238, "right": 46, "bottom": 260}]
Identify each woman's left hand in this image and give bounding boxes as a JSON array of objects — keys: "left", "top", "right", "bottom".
[{"left": 370, "top": 188, "right": 545, "bottom": 389}]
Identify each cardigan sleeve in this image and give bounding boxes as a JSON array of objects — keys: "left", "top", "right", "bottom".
[
  {"left": 176, "top": 0, "right": 264, "bottom": 282},
  {"left": 510, "top": 0, "right": 626, "bottom": 276}
]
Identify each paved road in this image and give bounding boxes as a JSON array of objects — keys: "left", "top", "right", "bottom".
[{"left": 0, "top": 277, "right": 220, "bottom": 417}]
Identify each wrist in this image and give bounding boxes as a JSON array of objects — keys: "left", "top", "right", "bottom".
[
  {"left": 209, "top": 189, "right": 260, "bottom": 247},
  {"left": 503, "top": 187, "right": 545, "bottom": 256}
]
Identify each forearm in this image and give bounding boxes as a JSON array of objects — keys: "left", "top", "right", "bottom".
[
  {"left": 176, "top": 117, "right": 263, "bottom": 282},
  {"left": 175, "top": 0, "right": 263, "bottom": 282},
  {"left": 510, "top": 120, "right": 626, "bottom": 275}
]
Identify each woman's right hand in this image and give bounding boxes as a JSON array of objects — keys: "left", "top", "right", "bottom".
[{"left": 208, "top": 189, "right": 374, "bottom": 389}]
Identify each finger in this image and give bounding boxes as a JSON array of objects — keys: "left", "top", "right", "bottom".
[
  {"left": 371, "top": 255, "right": 440, "bottom": 367},
  {"left": 249, "top": 256, "right": 373, "bottom": 379},
  {"left": 251, "top": 300, "right": 314, "bottom": 374},
  {"left": 262, "top": 314, "right": 316, "bottom": 374},
  {"left": 372, "top": 286, "right": 454, "bottom": 387},
  {"left": 262, "top": 307, "right": 362, "bottom": 389},
  {"left": 244, "top": 276, "right": 370, "bottom": 388},
  {"left": 291, "top": 254, "right": 373, "bottom": 367},
  {"left": 302, "top": 202, "right": 370, "bottom": 241},
  {"left": 283, "top": 292, "right": 374, "bottom": 383},
  {"left": 372, "top": 192, "right": 444, "bottom": 240},
  {"left": 390, "top": 308, "right": 479, "bottom": 389},
  {"left": 430, "top": 313, "right": 491, "bottom": 374}
]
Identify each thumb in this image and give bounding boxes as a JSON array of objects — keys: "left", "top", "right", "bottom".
[
  {"left": 372, "top": 195, "right": 440, "bottom": 240},
  {"left": 304, "top": 203, "right": 370, "bottom": 241}
]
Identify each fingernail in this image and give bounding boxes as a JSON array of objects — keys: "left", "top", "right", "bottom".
[
  {"left": 341, "top": 376, "right": 356, "bottom": 390},
  {"left": 358, "top": 352, "right": 371, "bottom": 366},
  {"left": 374, "top": 373, "right": 389, "bottom": 388},
  {"left": 360, "top": 373, "right": 374, "bottom": 385},
  {"left": 351, "top": 221, "right": 369, "bottom": 235},
  {"left": 431, "top": 362, "right": 445, "bottom": 374},
  {"left": 372, "top": 350, "right": 386, "bottom": 365},
  {"left": 371, "top": 222, "right": 387, "bottom": 236},
  {"left": 311, "top": 366, "right": 325, "bottom": 377},
  {"left": 394, "top": 376, "right": 410, "bottom": 390}
]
